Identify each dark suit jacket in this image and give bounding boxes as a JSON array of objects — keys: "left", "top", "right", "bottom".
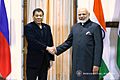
[
  {"left": 56, "top": 19, "right": 103, "bottom": 80},
  {"left": 24, "top": 21, "right": 54, "bottom": 68}
]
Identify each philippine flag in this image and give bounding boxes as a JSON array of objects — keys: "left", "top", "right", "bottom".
[{"left": 0, "top": 0, "right": 11, "bottom": 79}]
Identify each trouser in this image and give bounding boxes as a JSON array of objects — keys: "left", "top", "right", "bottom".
[{"left": 26, "top": 58, "right": 49, "bottom": 80}]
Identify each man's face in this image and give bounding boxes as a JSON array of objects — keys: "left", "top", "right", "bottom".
[
  {"left": 78, "top": 8, "right": 90, "bottom": 23},
  {"left": 33, "top": 11, "right": 43, "bottom": 25}
]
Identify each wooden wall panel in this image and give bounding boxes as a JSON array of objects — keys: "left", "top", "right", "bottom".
[{"left": 23, "top": 0, "right": 27, "bottom": 80}]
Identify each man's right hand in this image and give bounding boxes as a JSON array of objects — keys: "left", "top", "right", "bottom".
[{"left": 46, "top": 46, "right": 57, "bottom": 55}]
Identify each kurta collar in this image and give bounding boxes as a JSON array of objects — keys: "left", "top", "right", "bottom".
[{"left": 79, "top": 19, "right": 91, "bottom": 26}]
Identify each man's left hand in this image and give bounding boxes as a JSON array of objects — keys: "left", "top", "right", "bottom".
[{"left": 92, "top": 66, "right": 99, "bottom": 75}]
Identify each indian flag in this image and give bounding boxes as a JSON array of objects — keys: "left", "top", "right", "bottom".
[
  {"left": 93, "top": 0, "right": 120, "bottom": 79},
  {"left": 117, "top": 20, "right": 120, "bottom": 74},
  {"left": 116, "top": 0, "right": 120, "bottom": 71},
  {"left": 93, "top": 0, "right": 109, "bottom": 79}
]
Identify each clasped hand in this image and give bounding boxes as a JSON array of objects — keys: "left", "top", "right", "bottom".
[{"left": 46, "top": 46, "right": 56, "bottom": 55}]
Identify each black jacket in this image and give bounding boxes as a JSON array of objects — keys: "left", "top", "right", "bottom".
[{"left": 24, "top": 22, "right": 54, "bottom": 68}]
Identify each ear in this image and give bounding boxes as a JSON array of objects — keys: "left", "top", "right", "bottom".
[
  {"left": 32, "top": 16, "right": 34, "bottom": 20},
  {"left": 88, "top": 12, "right": 90, "bottom": 16}
]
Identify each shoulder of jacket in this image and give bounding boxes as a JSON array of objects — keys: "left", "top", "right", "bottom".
[
  {"left": 42, "top": 23, "right": 50, "bottom": 27},
  {"left": 90, "top": 21, "right": 100, "bottom": 26},
  {"left": 42, "top": 23, "right": 51, "bottom": 29},
  {"left": 24, "top": 22, "right": 35, "bottom": 30},
  {"left": 72, "top": 23, "right": 80, "bottom": 29},
  {"left": 25, "top": 22, "right": 34, "bottom": 27},
  {"left": 90, "top": 21, "right": 102, "bottom": 30}
]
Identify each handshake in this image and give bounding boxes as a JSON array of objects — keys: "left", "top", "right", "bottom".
[{"left": 46, "top": 46, "right": 57, "bottom": 55}]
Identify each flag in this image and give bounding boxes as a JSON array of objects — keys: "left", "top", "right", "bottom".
[
  {"left": 0, "top": 0, "right": 11, "bottom": 78},
  {"left": 117, "top": 21, "right": 120, "bottom": 70},
  {"left": 93, "top": 0, "right": 109, "bottom": 79},
  {"left": 116, "top": 0, "right": 120, "bottom": 79}
]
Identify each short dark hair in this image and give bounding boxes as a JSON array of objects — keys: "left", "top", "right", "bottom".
[{"left": 33, "top": 8, "right": 44, "bottom": 16}]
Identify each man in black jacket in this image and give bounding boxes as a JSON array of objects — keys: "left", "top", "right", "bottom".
[
  {"left": 48, "top": 8, "right": 103, "bottom": 80},
  {"left": 24, "top": 8, "right": 54, "bottom": 80}
]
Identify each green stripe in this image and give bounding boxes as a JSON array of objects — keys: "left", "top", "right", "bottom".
[
  {"left": 99, "top": 59, "right": 109, "bottom": 80},
  {"left": 117, "top": 36, "right": 120, "bottom": 69}
]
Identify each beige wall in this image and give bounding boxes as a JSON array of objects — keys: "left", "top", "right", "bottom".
[{"left": 5, "top": 0, "right": 23, "bottom": 79}]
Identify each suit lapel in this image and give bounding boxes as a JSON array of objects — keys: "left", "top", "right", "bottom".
[{"left": 42, "top": 24, "right": 48, "bottom": 40}]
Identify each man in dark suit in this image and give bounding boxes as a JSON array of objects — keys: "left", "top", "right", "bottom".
[
  {"left": 48, "top": 8, "right": 103, "bottom": 80},
  {"left": 24, "top": 8, "right": 54, "bottom": 80}
]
